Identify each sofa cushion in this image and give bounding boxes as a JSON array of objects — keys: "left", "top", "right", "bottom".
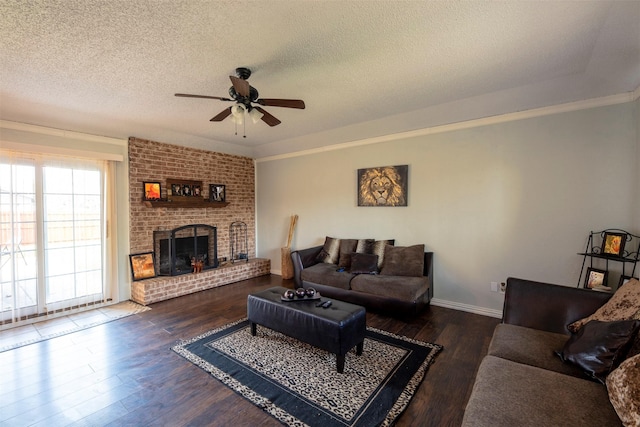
[
  {"left": 607, "top": 353, "right": 640, "bottom": 427},
  {"left": 337, "top": 239, "right": 358, "bottom": 269},
  {"left": 316, "top": 236, "right": 341, "bottom": 264},
  {"left": 350, "top": 274, "right": 428, "bottom": 302},
  {"left": 568, "top": 278, "right": 640, "bottom": 333},
  {"left": 349, "top": 253, "right": 379, "bottom": 274},
  {"left": 380, "top": 244, "right": 424, "bottom": 277},
  {"left": 462, "top": 355, "right": 621, "bottom": 427},
  {"left": 300, "top": 263, "right": 354, "bottom": 290},
  {"left": 488, "top": 324, "right": 586, "bottom": 378},
  {"left": 556, "top": 319, "right": 640, "bottom": 384}
]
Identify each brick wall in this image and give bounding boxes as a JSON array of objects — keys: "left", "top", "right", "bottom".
[
  {"left": 128, "top": 137, "right": 267, "bottom": 303},
  {"left": 129, "top": 137, "right": 256, "bottom": 258}
]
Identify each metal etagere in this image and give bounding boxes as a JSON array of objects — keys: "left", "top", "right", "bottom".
[{"left": 577, "top": 229, "right": 640, "bottom": 290}]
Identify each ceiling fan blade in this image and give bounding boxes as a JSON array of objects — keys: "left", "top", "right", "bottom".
[
  {"left": 175, "top": 93, "right": 232, "bottom": 101},
  {"left": 256, "top": 98, "right": 305, "bottom": 109},
  {"left": 229, "top": 76, "right": 250, "bottom": 97},
  {"left": 254, "top": 107, "right": 281, "bottom": 126},
  {"left": 210, "top": 107, "right": 232, "bottom": 122}
]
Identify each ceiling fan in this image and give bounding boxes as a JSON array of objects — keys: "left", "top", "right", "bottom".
[{"left": 175, "top": 67, "right": 305, "bottom": 128}]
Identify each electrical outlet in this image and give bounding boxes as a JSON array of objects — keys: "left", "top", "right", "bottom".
[
  {"left": 500, "top": 282, "right": 506, "bottom": 293},
  {"left": 490, "top": 282, "right": 498, "bottom": 292}
]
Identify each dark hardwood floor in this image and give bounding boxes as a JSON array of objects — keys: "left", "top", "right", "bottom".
[{"left": 0, "top": 275, "right": 500, "bottom": 427}]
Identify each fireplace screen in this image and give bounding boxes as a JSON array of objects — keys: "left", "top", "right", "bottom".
[{"left": 153, "top": 224, "right": 218, "bottom": 276}]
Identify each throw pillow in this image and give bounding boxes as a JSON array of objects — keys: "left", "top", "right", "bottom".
[
  {"left": 349, "top": 253, "right": 379, "bottom": 274},
  {"left": 556, "top": 319, "right": 640, "bottom": 384},
  {"left": 316, "top": 236, "right": 341, "bottom": 264},
  {"left": 380, "top": 244, "right": 425, "bottom": 277},
  {"left": 568, "top": 278, "right": 640, "bottom": 333},
  {"left": 355, "top": 238, "right": 375, "bottom": 254},
  {"left": 607, "top": 353, "right": 640, "bottom": 427},
  {"left": 370, "top": 239, "right": 394, "bottom": 269},
  {"left": 337, "top": 239, "right": 358, "bottom": 269}
]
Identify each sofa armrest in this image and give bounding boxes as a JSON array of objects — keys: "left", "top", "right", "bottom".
[
  {"left": 290, "top": 246, "right": 323, "bottom": 288},
  {"left": 503, "top": 277, "right": 612, "bottom": 335}
]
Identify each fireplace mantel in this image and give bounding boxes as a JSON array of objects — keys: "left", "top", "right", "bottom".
[{"left": 143, "top": 200, "right": 229, "bottom": 209}]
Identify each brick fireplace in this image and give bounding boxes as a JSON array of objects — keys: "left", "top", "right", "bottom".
[{"left": 128, "top": 137, "right": 270, "bottom": 305}]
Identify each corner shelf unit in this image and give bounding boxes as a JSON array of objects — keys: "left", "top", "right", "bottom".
[{"left": 577, "top": 229, "right": 640, "bottom": 289}]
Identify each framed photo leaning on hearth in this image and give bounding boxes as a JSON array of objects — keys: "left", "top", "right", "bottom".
[
  {"left": 209, "top": 184, "right": 225, "bottom": 202},
  {"left": 143, "top": 181, "right": 161, "bottom": 201},
  {"left": 129, "top": 252, "right": 156, "bottom": 281},
  {"left": 584, "top": 267, "right": 608, "bottom": 289}
]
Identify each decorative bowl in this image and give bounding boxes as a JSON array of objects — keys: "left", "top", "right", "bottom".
[
  {"left": 295, "top": 288, "right": 307, "bottom": 298},
  {"left": 283, "top": 290, "right": 295, "bottom": 300},
  {"left": 305, "top": 288, "right": 316, "bottom": 298}
]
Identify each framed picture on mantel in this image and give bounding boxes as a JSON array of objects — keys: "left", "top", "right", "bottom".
[
  {"left": 209, "top": 184, "right": 225, "bottom": 202},
  {"left": 143, "top": 182, "right": 161, "bottom": 201},
  {"left": 167, "top": 179, "right": 203, "bottom": 201}
]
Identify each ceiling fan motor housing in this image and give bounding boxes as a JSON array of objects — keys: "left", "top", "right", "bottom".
[{"left": 229, "top": 86, "right": 259, "bottom": 108}]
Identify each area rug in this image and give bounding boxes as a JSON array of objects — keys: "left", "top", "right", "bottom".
[
  {"left": 0, "top": 300, "right": 151, "bottom": 352},
  {"left": 172, "top": 318, "right": 442, "bottom": 427}
]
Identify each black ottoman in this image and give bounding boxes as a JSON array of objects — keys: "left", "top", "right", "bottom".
[{"left": 247, "top": 286, "right": 366, "bottom": 373}]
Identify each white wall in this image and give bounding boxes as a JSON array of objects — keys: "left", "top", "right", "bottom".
[{"left": 256, "top": 101, "right": 638, "bottom": 315}]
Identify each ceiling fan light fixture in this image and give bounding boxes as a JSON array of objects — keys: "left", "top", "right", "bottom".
[
  {"left": 231, "top": 104, "right": 246, "bottom": 124},
  {"left": 248, "top": 107, "right": 263, "bottom": 124}
]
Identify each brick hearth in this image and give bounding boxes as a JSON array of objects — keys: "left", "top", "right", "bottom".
[{"left": 131, "top": 258, "right": 270, "bottom": 305}]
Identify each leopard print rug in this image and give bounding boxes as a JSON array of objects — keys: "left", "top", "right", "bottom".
[{"left": 172, "top": 318, "right": 442, "bottom": 427}]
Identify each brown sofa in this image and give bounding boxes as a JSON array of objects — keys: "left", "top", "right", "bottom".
[
  {"left": 290, "top": 239, "right": 433, "bottom": 315},
  {"left": 462, "top": 277, "right": 629, "bottom": 426}
]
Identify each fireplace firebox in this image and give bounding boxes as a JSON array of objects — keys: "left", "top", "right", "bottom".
[{"left": 153, "top": 224, "right": 218, "bottom": 276}]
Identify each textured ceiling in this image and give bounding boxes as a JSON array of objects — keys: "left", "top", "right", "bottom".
[{"left": 1, "top": 1, "right": 639, "bottom": 158}]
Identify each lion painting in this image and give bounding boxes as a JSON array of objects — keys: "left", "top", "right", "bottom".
[{"left": 357, "top": 165, "right": 408, "bottom": 206}]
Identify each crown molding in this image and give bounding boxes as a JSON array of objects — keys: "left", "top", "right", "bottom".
[
  {"left": 0, "top": 120, "right": 127, "bottom": 146},
  {"left": 257, "top": 90, "right": 639, "bottom": 163}
]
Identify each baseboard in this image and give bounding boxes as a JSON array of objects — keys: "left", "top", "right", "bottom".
[{"left": 430, "top": 298, "right": 503, "bottom": 319}]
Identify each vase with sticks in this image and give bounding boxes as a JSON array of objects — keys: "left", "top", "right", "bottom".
[{"left": 281, "top": 214, "right": 298, "bottom": 279}]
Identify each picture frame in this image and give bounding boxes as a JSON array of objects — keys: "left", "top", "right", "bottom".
[
  {"left": 601, "top": 232, "right": 626, "bottom": 257},
  {"left": 357, "top": 165, "right": 408, "bottom": 207},
  {"left": 171, "top": 183, "right": 183, "bottom": 196},
  {"left": 584, "top": 267, "right": 608, "bottom": 289},
  {"left": 129, "top": 252, "right": 156, "bottom": 281},
  {"left": 209, "top": 184, "right": 226, "bottom": 202},
  {"left": 143, "top": 181, "right": 161, "bottom": 201},
  {"left": 618, "top": 275, "right": 638, "bottom": 289}
]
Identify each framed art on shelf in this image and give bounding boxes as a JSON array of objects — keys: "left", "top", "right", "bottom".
[
  {"left": 584, "top": 267, "right": 608, "bottom": 290},
  {"left": 601, "top": 231, "right": 626, "bottom": 257},
  {"left": 210, "top": 184, "right": 226, "bottom": 202},
  {"left": 129, "top": 252, "right": 156, "bottom": 281},
  {"left": 143, "top": 182, "right": 161, "bottom": 201}
]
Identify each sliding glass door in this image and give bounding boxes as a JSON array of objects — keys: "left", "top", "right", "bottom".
[{"left": 1, "top": 154, "right": 106, "bottom": 321}]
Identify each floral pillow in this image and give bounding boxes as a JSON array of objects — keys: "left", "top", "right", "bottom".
[
  {"left": 568, "top": 278, "right": 640, "bottom": 333},
  {"left": 607, "top": 353, "right": 640, "bottom": 426}
]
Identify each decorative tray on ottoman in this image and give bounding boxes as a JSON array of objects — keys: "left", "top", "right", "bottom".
[{"left": 281, "top": 288, "right": 321, "bottom": 302}]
